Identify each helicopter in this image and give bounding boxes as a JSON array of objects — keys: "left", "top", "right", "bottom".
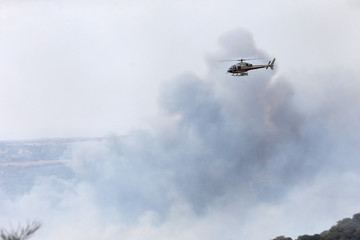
[{"left": 224, "top": 58, "right": 276, "bottom": 76}]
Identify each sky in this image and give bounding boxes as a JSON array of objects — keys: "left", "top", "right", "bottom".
[
  {"left": 1, "top": 0, "right": 358, "bottom": 140},
  {"left": 1, "top": 0, "right": 360, "bottom": 240}
]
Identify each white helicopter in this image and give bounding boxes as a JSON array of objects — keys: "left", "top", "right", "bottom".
[{"left": 224, "top": 58, "right": 276, "bottom": 76}]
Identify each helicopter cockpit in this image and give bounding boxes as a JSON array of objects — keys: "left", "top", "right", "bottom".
[{"left": 228, "top": 65, "right": 237, "bottom": 71}]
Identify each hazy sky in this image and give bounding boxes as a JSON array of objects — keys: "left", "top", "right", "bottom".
[
  {"left": 1, "top": 1, "right": 360, "bottom": 240},
  {"left": 1, "top": 0, "right": 359, "bottom": 140}
]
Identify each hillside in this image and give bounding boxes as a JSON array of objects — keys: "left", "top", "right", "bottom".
[
  {"left": 0, "top": 138, "right": 102, "bottom": 196},
  {"left": 273, "top": 213, "right": 360, "bottom": 240}
]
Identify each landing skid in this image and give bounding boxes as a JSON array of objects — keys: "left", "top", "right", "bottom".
[{"left": 232, "top": 72, "right": 248, "bottom": 76}]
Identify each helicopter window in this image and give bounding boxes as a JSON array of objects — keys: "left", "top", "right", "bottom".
[{"left": 237, "top": 66, "right": 241, "bottom": 69}]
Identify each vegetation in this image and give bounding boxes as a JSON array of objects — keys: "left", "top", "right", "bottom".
[
  {"left": 272, "top": 213, "right": 360, "bottom": 240},
  {"left": 0, "top": 222, "right": 40, "bottom": 240}
]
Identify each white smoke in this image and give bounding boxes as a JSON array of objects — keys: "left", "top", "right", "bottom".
[{"left": 1, "top": 28, "right": 360, "bottom": 240}]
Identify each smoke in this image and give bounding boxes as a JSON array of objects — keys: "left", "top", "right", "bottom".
[
  {"left": 348, "top": 0, "right": 360, "bottom": 8},
  {"left": 1, "top": 28, "right": 360, "bottom": 240}
]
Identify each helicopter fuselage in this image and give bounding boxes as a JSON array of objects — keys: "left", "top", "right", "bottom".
[
  {"left": 227, "top": 63, "right": 267, "bottom": 76},
  {"left": 227, "top": 58, "right": 276, "bottom": 76}
]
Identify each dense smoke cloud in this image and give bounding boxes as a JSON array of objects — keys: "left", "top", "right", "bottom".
[
  {"left": 69, "top": 28, "right": 309, "bottom": 217},
  {"left": 2, "top": 28, "right": 360, "bottom": 240}
]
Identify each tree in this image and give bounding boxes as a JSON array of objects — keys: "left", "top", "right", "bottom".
[
  {"left": 273, "top": 212, "right": 360, "bottom": 240},
  {"left": 352, "top": 213, "right": 360, "bottom": 223},
  {"left": 273, "top": 236, "right": 293, "bottom": 240},
  {"left": 297, "top": 234, "right": 321, "bottom": 240},
  {"left": 0, "top": 222, "right": 41, "bottom": 240}
]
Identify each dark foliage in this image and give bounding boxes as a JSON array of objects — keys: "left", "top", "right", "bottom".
[
  {"left": 272, "top": 213, "right": 360, "bottom": 240},
  {"left": 0, "top": 222, "right": 41, "bottom": 240},
  {"left": 273, "top": 236, "right": 293, "bottom": 240}
]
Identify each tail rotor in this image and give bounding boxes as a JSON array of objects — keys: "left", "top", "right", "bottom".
[{"left": 266, "top": 58, "right": 276, "bottom": 70}]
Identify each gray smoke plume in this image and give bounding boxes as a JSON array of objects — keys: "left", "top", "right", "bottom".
[
  {"left": 68, "top": 28, "right": 330, "bottom": 220},
  {"left": 2, "top": 28, "right": 360, "bottom": 240}
]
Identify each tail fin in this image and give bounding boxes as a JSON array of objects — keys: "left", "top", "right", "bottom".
[{"left": 269, "top": 58, "right": 276, "bottom": 70}]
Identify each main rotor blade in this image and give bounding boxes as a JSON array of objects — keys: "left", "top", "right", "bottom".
[
  {"left": 241, "top": 57, "right": 264, "bottom": 61},
  {"left": 219, "top": 57, "right": 264, "bottom": 62},
  {"left": 218, "top": 60, "right": 238, "bottom": 62}
]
